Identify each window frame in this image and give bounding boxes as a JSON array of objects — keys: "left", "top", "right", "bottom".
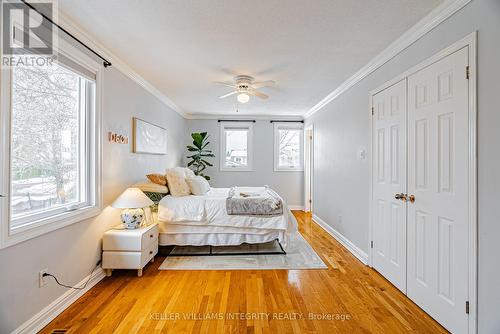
[
  {"left": 219, "top": 122, "right": 254, "bottom": 172},
  {"left": 273, "top": 123, "right": 304, "bottom": 172},
  {"left": 0, "top": 41, "right": 102, "bottom": 249}
]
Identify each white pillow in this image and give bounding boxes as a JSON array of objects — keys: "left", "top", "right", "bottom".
[
  {"left": 186, "top": 176, "right": 210, "bottom": 196},
  {"left": 165, "top": 167, "right": 191, "bottom": 197},
  {"left": 184, "top": 168, "right": 196, "bottom": 178},
  {"left": 133, "top": 181, "right": 168, "bottom": 194}
]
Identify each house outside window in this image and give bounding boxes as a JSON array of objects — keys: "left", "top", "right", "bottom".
[
  {"left": 220, "top": 122, "right": 253, "bottom": 171},
  {"left": 274, "top": 123, "right": 304, "bottom": 171}
]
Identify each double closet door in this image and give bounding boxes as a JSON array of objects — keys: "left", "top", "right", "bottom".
[{"left": 372, "top": 47, "right": 469, "bottom": 334}]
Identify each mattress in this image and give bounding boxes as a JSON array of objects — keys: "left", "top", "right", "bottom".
[{"left": 157, "top": 187, "right": 297, "bottom": 247}]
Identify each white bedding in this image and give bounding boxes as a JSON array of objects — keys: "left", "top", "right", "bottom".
[
  {"left": 158, "top": 187, "right": 294, "bottom": 231},
  {"left": 157, "top": 187, "right": 297, "bottom": 247}
]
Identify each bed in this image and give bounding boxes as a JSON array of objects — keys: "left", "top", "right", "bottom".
[{"left": 157, "top": 187, "right": 297, "bottom": 249}]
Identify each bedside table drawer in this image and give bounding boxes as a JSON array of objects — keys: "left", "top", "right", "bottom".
[
  {"left": 102, "top": 243, "right": 158, "bottom": 270},
  {"left": 142, "top": 241, "right": 158, "bottom": 266},
  {"left": 103, "top": 224, "right": 158, "bottom": 252},
  {"left": 102, "top": 251, "right": 142, "bottom": 269},
  {"left": 141, "top": 225, "right": 159, "bottom": 250}
]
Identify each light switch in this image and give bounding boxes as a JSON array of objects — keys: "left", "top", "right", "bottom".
[{"left": 358, "top": 147, "right": 367, "bottom": 160}]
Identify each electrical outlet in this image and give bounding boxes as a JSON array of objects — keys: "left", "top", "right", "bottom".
[
  {"left": 338, "top": 215, "right": 343, "bottom": 224},
  {"left": 39, "top": 269, "right": 48, "bottom": 287}
]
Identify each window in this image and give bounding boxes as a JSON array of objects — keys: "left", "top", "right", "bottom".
[
  {"left": 274, "top": 123, "right": 304, "bottom": 171},
  {"left": 1, "top": 52, "right": 101, "bottom": 247},
  {"left": 220, "top": 122, "right": 253, "bottom": 171}
]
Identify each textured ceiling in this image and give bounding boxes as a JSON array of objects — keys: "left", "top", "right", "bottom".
[{"left": 59, "top": 0, "right": 442, "bottom": 116}]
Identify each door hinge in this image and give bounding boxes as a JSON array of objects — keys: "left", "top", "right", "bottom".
[
  {"left": 371, "top": 241, "right": 374, "bottom": 249},
  {"left": 371, "top": 107, "right": 375, "bottom": 116},
  {"left": 308, "top": 199, "right": 312, "bottom": 203},
  {"left": 466, "top": 66, "right": 470, "bottom": 80},
  {"left": 465, "top": 301, "right": 469, "bottom": 314}
]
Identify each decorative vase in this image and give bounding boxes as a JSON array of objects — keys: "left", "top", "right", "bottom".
[{"left": 120, "top": 208, "right": 144, "bottom": 229}]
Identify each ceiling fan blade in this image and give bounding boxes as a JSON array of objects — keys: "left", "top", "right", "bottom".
[
  {"left": 213, "top": 81, "right": 235, "bottom": 88},
  {"left": 252, "top": 80, "right": 275, "bottom": 88},
  {"left": 218, "top": 91, "right": 238, "bottom": 99},
  {"left": 248, "top": 89, "right": 268, "bottom": 99}
]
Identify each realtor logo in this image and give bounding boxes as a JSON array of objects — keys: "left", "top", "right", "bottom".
[{"left": 2, "top": 0, "right": 55, "bottom": 56}]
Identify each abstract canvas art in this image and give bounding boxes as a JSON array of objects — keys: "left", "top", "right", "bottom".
[{"left": 132, "top": 117, "right": 167, "bottom": 154}]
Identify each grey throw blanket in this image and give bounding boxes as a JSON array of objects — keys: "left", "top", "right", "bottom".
[{"left": 226, "top": 187, "right": 283, "bottom": 216}]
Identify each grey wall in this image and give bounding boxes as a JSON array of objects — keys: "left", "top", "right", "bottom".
[
  {"left": 0, "top": 68, "right": 186, "bottom": 333},
  {"left": 187, "top": 120, "right": 304, "bottom": 207},
  {"left": 306, "top": 0, "right": 500, "bottom": 332}
]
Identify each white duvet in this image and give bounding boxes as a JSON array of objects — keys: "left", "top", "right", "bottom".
[{"left": 157, "top": 187, "right": 297, "bottom": 233}]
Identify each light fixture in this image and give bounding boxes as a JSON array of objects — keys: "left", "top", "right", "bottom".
[
  {"left": 112, "top": 188, "right": 154, "bottom": 229},
  {"left": 237, "top": 93, "right": 250, "bottom": 103}
]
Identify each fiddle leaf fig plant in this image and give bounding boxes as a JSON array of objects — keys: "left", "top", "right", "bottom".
[{"left": 186, "top": 132, "right": 214, "bottom": 180}]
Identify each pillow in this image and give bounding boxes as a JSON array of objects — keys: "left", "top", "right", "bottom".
[
  {"left": 146, "top": 173, "right": 167, "bottom": 186},
  {"left": 133, "top": 181, "right": 168, "bottom": 194},
  {"left": 186, "top": 176, "right": 210, "bottom": 196},
  {"left": 184, "top": 168, "right": 196, "bottom": 178},
  {"left": 166, "top": 167, "right": 191, "bottom": 197}
]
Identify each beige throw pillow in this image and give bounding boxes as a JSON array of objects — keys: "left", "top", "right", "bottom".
[
  {"left": 146, "top": 173, "right": 167, "bottom": 186},
  {"left": 186, "top": 176, "right": 210, "bottom": 196},
  {"left": 133, "top": 181, "right": 169, "bottom": 194},
  {"left": 166, "top": 167, "right": 191, "bottom": 197}
]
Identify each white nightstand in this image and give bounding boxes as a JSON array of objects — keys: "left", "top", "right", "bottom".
[{"left": 102, "top": 223, "right": 159, "bottom": 277}]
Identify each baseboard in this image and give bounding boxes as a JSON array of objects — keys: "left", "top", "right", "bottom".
[
  {"left": 12, "top": 268, "right": 106, "bottom": 334},
  {"left": 289, "top": 205, "right": 304, "bottom": 211},
  {"left": 312, "top": 214, "right": 368, "bottom": 265}
]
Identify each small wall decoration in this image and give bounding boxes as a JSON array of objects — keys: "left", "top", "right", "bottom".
[
  {"left": 132, "top": 117, "right": 167, "bottom": 155},
  {"left": 108, "top": 131, "right": 129, "bottom": 144}
]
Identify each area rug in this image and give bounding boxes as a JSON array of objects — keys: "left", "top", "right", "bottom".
[{"left": 159, "top": 233, "right": 327, "bottom": 270}]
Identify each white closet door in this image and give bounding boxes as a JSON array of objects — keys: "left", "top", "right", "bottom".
[
  {"left": 407, "top": 47, "right": 469, "bottom": 334},
  {"left": 372, "top": 79, "right": 407, "bottom": 292}
]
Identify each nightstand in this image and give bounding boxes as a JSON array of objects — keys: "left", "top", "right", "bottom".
[{"left": 102, "top": 223, "right": 159, "bottom": 277}]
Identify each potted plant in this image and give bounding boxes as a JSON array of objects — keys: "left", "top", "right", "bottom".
[{"left": 186, "top": 132, "right": 214, "bottom": 180}]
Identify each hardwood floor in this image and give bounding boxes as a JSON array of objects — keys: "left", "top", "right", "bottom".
[{"left": 41, "top": 211, "right": 447, "bottom": 334}]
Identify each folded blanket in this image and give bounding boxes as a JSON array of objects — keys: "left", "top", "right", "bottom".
[{"left": 226, "top": 186, "right": 283, "bottom": 216}]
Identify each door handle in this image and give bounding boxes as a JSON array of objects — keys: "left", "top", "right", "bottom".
[
  {"left": 394, "top": 193, "right": 407, "bottom": 201},
  {"left": 408, "top": 195, "right": 415, "bottom": 203}
]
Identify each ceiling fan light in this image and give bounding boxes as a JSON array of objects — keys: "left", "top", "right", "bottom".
[{"left": 237, "top": 93, "right": 250, "bottom": 103}]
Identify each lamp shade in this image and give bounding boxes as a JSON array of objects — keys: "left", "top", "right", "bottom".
[{"left": 112, "top": 188, "right": 154, "bottom": 209}]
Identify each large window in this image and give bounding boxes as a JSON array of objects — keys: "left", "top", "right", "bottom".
[
  {"left": 1, "top": 53, "right": 101, "bottom": 247},
  {"left": 274, "top": 123, "right": 304, "bottom": 171},
  {"left": 220, "top": 122, "right": 253, "bottom": 171}
]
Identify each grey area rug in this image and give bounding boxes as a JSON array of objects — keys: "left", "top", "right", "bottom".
[{"left": 159, "top": 233, "right": 327, "bottom": 270}]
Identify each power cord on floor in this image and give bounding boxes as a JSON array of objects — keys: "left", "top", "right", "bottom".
[{"left": 43, "top": 260, "right": 102, "bottom": 290}]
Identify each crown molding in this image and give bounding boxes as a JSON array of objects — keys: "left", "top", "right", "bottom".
[
  {"left": 56, "top": 12, "right": 189, "bottom": 119},
  {"left": 303, "top": 0, "right": 471, "bottom": 119},
  {"left": 186, "top": 113, "right": 304, "bottom": 121}
]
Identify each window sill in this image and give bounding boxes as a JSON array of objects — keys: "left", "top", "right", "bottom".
[
  {"left": 274, "top": 168, "right": 304, "bottom": 172},
  {"left": 220, "top": 167, "right": 254, "bottom": 172},
  {"left": 1, "top": 205, "right": 101, "bottom": 249}
]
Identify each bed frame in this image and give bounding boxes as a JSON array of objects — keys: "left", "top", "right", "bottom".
[{"left": 165, "top": 238, "right": 286, "bottom": 257}]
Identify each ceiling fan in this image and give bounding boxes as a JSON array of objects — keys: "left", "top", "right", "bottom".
[{"left": 214, "top": 75, "right": 275, "bottom": 103}]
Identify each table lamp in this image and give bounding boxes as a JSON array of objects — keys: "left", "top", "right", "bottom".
[{"left": 112, "top": 188, "right": 154, "bottom": 229}]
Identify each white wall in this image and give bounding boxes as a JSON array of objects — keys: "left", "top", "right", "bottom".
[
  {"left": 187, "top": 120, "right": 304, "bottom": 207},
  {"left": 0, "top": 67, "right": 186, "bottom": 333},
  {"left": 306, "top": 0, "right": 500, "bottom": 332}
]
